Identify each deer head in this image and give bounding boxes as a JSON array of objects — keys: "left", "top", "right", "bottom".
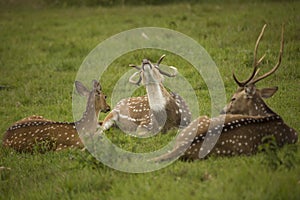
[
  {"left": 75, "top": 80, "right": 111, "bottom": 133},
  {"left": 129, "top": 55, "right": 178, "bottom": 86},
  {"left": 221, "top": 24, "right": 284, "bottom": 116},
  {"left": 75, "top": 80, "right": 111, "bottom": 115}
]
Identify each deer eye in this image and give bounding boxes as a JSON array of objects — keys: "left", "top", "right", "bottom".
[
  {"left": 104, "top": 95, "right": 107, "bottom": 99},
  {"left": 231, "top": 97, "right": 236, "bottom": 101}
]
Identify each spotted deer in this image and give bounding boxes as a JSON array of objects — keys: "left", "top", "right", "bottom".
[
  {"left": 102, "top": 55, "right": 191, "bottom": 137},
  {"left": 2, "top": 80, "right": 110, "bottom": 152},
  {"left": 154, "top": 24, "right": 298, "bottom": 162}
]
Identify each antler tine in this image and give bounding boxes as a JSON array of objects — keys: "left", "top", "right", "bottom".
[
  {"left": 129, "top": 71, "right": 142, "bottom": 85},
  {"left": 156, "top": 66, "right": 178, "bottom": 77},
  {"left": 232, "top": 24, "right": 267, "bottom": 87},
  {"left": 250, "top": 24, "right": 284, "bottom": 84},
  {"left": 129, "top": 64, "right": 141, "bottom": 70},
  {"left": 256, "top": 54, "right": 266, "bottom": 66},
  {"left": 157, "top": 54, "right": 166, "bottom": 66},
  {"left": 253, "top": 24, "right": 267, "bottom": 67}
]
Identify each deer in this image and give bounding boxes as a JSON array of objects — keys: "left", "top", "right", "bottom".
[
  {"left": 101, "top": 55, "right": 191, "bottom": 137},
  {"left": 153, "top": 24, "right": 298, "bottom": 162},
  {"left": 2, "top": 80, "right": 111, "bottom": 153}
]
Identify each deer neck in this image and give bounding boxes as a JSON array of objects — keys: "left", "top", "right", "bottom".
[
  {"left": 252, "top": 98, "right": 277, "bottom": 116},
  {"left": 75, "top": 95, "right": 98, "bottom": 132},
  {"left": 145, "top": 83, "right": 169, "bottom": 112}
]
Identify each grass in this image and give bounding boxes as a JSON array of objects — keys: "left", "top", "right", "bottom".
[{"left": 0, "top": 1, "right": 300, "bottom": 200}]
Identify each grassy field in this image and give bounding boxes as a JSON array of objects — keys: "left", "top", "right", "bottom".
[{"left": 0, "top": 1, "right": 300, "bottom": 199}]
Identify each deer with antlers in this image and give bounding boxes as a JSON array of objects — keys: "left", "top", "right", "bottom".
[
  {"left": 101, "top": 55, "right": 191, "bottom": 137},
  {"left": 153, "top": 24, "right": 298, "bottom": 162},
  {"left": 2, "top": 80, "right": 110, "bottom": 153}
]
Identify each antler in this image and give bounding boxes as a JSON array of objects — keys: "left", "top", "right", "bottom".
[
  {"left": 129, "top": 64, "right": 141, "bottom": 70},
  {"left": 233, "top": 24, "right": 284, "bottom": 86},
  {"left": 156, "top": 66, "right": 178, "bottom": 77},
  {"left": 129, "top": 54, "right": 177, "bottom": 85},
  {"left": 128, "top": 63, "right": 142, "bottom": 85},
  {"left": 155, "top": 54, "right": 178, "bottom": 77},
  {"left": 157, "top": 54, "right": 166, "bottom": 66},
  {"left": 233, "top": 24, "right": 267, "bottom": 87},
  {"left": 250, "top": 24, "right": 284, "bottom": 84},
  {"left": 233, "top": 68, "right": 260, "bottom": 87}
]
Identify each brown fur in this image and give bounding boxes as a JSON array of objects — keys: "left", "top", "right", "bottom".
[
  {"left": 154, "top": 25, "right": 298, "bottom": 162},
  {"left": 2, "top": 80, "right": 110, "bottom": 153}
]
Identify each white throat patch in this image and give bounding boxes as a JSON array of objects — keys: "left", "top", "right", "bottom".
[{"left": 146, "top": 83, "right": 166, "bottom": 111}]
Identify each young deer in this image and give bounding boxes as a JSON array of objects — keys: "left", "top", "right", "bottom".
[
  {"left": 2, "top": 80, "right": 110, "bottom": 153},
  {"left": 154, "top": 24, "right": 298, "bottom": 161},
  {"left": 102, "top": 55, "right": 191, "bottom": 137}
]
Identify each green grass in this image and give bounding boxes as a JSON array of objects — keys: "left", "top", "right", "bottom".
[{"left": 0, "top": 1, "right": 300, "bottom": 200}]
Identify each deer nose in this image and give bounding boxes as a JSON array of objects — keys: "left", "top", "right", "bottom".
[
  {"left": 142, "top": 59, "right": 150, "bottom": 65},
  {"left": 142, "top": 59, "right": 152, "bottom": 70}
]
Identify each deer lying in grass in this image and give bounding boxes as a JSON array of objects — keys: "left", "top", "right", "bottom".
[
  {"left": 2, "top": 80, "right": 110, "bottom": 153},
  {"left": 154, "top": 24, "right": 298, "bottom": 161},
  {"left": 102, "top": 55, "right": 191, "bottom": 137}
]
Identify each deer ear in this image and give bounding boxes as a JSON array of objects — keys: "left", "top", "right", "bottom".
[
  {"left": 260, "top": 87, "right": 278, "bottom": 98},
  {"left": 92, "top": 80, "right": 102, "bottom": 91},
  {"left": 75, "top": 81, "right": 90, "bottom": 97}
]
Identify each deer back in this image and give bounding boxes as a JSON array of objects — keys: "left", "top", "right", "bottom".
[
  {"left": 2, "top": 118, "right": 83, "bottom": 152},
  {"left": 181, "top": 115, "right": 297, "bottom": 161},
  {"left": 154, "top": 114, "right": 297, "bottom": 162},
  {"left": 109, "top": 90, "right": 191, "bottom": 134}
]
